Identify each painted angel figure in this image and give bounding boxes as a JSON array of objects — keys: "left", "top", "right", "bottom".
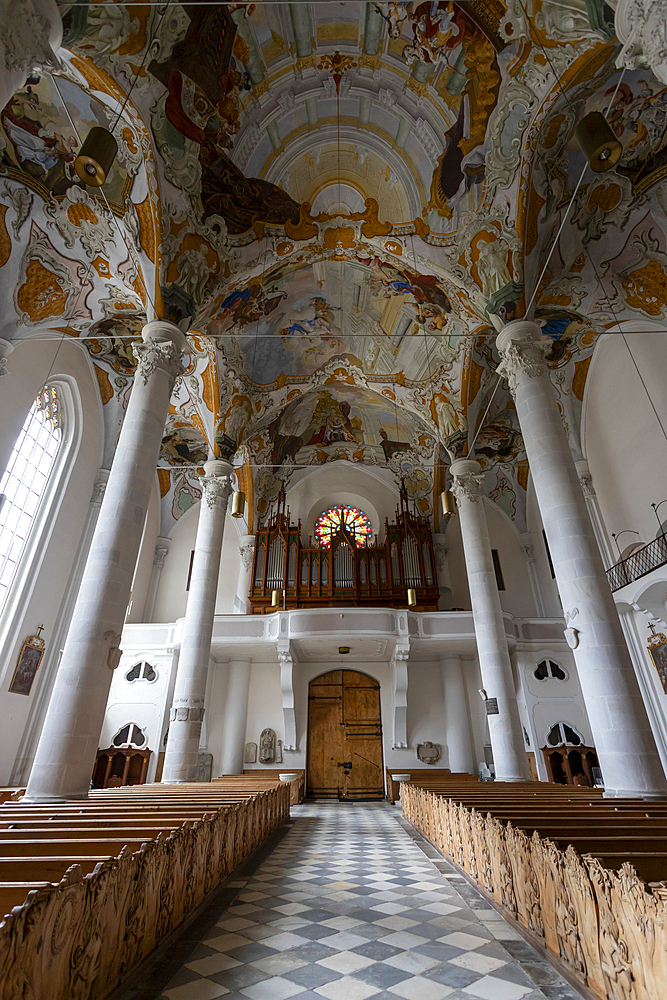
[{"left": 374, "top": 1, "right": 412, "bottom": 39}]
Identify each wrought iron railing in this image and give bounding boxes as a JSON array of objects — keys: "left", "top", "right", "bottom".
[{"left": 606, "top": 533, "right": 667, "bottom": 591}]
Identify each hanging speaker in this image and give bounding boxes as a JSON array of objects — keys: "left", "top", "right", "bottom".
[
  {"left": 407, "top": 588, "right": 417, "bottom": 607},
  {"left": 574, "top": 112, "right": 622, "bottom": 173},
  {"left": 271, "top": 589, "right": 281, "bottom": 608},
  {"left": 74, "top": 126, "right": 118, "bottom": 186},
  {"left": 440, "top": 490, "right": 456, "bottom": 518},
  {"left": 231, "top": 490, "right": 246, "bottom": 518}
]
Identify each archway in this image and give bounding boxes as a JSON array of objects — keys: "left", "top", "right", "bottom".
[{"left": 307, "top": 670, "right": 384, "bottom": 800}]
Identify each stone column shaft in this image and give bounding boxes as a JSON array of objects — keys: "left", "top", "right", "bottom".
[
  {"left": 220, "top": 659, "right": 252, "bottom": 774},
  {"left": 143, "top": 536, "right": 171, "bottom": 622},
  {"left": 497, "top": 320, "right": 666, "bottom": 797},
  {"left": 162, "top": 460, "right": 232, "bottom": 782},
  {"left": 24, "top": 322, "right": 187, "bottom": 801},
  {"left": 234, "top": 534, "right": 255, "bottom": 614},
  {"left": 450, "top": 458, "right": 529, "bottom": 781},
  {"left": 441, "top": 655, "right": 475, "bottom": 774}
]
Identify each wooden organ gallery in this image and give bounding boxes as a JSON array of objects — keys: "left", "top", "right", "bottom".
[{"left": 249, "top": 488, "right": 440, "bottom": 612}]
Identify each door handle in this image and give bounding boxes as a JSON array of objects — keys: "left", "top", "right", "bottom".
[{"left": 338, "top": 761, "right": 352, "bottom": 768}]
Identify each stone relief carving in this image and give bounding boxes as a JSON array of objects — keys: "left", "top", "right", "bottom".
[
  {"left": 244, "top": 742, "right": 257, "bottom": 764},
  {"left": 615, "top": 0, "right": 667, "bottom": 86},
  {"left": 259, "top": 727, "right": 276, "bottom": 764},
  {"left": 196, "top": 752, "right": 213, "bottom": 782},
  {"left": 416, "top": 741, "right": 441, "bottom": 764}
]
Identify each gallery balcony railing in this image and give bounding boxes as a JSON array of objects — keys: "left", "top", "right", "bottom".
[{"left": 606, "top": 533, "right": 667, "bottom": 592}]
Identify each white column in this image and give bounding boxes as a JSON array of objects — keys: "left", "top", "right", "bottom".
[
  {"left": 24, "top": 321, "right": 187, "bottom": 801},
  {"left": 441, "top": 655, "right": 475, "bottom": 774},
  {"left": 575, "top": 460, "right": 616, "bottom": 566},
  {"left": 520, "top": 531, "right": 546, "bottom": 617},
  {"left": 0, "top": 1, "right": 62, "bottom": 132},
  {"left": 143, "top": 536, "right": 171, "bottom": 622},
  {"left": 162, "top": 460, "right": 233, "bottom": 783},
  {"left": 234, "top": 534, "right": 255, "bottom": 614},
  {"left": 220, "top": 659, "right": 251, "bottom": 774},
  {"left": 10, "top": 468, "right": 109, "bottom": 786},
  {"left": 497, "top": 320, "right": 667, "bottom": 797},
  {"left": 450, "top": 458, "right": 529, "bottom": 781}
]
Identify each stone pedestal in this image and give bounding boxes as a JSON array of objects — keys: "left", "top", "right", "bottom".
[
  {"left": 162, "top": 460, "right": 233, "bottom": 783},
  {"left": 24, "top": 322, "right": 187, "bottom": 801},
  {"left": 220, "top": 659, "right": 252, "bottom": 774},
  {"left": 450, "top": 458, "right": 529, "bottom": 781},
  {"left": 441, "top": 655, "right": 475, "bottom": 774},
  {"left": 234, "top": 535, "right": 255, "bottom": 614},
  {"left": 497, "top": 320, "right": 667, "bottom": 796}
]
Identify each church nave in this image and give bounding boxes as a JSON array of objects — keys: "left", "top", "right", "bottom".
[{"left": 120, "top": 803, "right": 580, "bottom": 1000}]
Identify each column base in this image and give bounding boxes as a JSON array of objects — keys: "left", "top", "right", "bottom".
[
  {"left": 603, "top": 787, "right": 667, "bottom": 799},
  {"left": 21, "top": 792, "right": 90, "bottom": 803}
]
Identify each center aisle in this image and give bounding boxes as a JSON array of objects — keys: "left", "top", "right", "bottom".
[{"left": 127, "top": 802, "right": 582, "bottom": 1000}]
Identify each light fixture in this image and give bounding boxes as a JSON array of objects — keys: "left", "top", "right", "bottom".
[
  {"left": 74, "top": 126, "right": 118, "bottom": 186},
  {"left": 271, "top": 589, "right": 282, "bottom": 608},
  {"left": 407, "top": 588, "right": 417, "bottom": 607},
  {"left": 339, "top": 646, "right": 350, "bottom": 654},
  {"left": 440, "top": 490, "right": 456, "bottom": 518},
  {"left": 231, "top": 490, "right": 246, "bottom": 517},
  {"left": 575, "top": 112, "right": 622, "bottom": 173}
]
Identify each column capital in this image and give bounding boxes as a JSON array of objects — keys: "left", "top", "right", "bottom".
[
  {"left": 239, "top": 534, "right": 256, "bottom": 572},
  {"left": 135, "top": 320, "right": 188, "bottom": 386},
  {"left": 153, "top": 536, "right": 171, "bottom": 569},
  {"left": 450, "top": 458, "right": 484, "bottom": 503},
  {"left": 615, "top": 0, "right": 667, "bottom": 86},
  {"left": 2, "top": 0, "right": 62, "bottom": 78},
  {"left": 0, "top": 338, "right": 14, "bottom": 378},
  {"left": 201, "top": 459, "right": 233, "bottom": 509},
  {"left": 496, "top": 320, "right": 548, "bottom": 399},
  {"left": 575, "top": 459, "right": 596, "bottom": 498}
]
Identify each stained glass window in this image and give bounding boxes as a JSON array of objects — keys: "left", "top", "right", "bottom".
[
  {"left": 0, "top": 385, "right": 62, "bottom": 611},
  {"left": 315, "top": 505, "right": 371, "bottom": 548}
]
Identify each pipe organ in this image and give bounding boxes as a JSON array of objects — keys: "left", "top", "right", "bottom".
[{"left": 249, "top": 488, "right": 440, "bottom": 612}]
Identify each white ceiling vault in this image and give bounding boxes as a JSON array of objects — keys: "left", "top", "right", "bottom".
[{"left": 2, "top": 1, "right": 666, "bottom": 539}]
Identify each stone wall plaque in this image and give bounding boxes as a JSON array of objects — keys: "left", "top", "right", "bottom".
[
  {"left": 259, "top": 728, "right": 276, "bottom": 763},
  {"left": 416, "top": 741, "right": 441, "bottom": 764},
  {"left": 197, "top": 752, "right": 213, "bottom": 782},
  {"left": 244, "top": 742, "right": 257, "bottom": 764}
]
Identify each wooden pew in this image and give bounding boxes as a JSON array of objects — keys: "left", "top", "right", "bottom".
[
  {"left": 0, "top": 778, "right": 292, "bottom": 1000},
  {"left": 238, "top": 769, "right": 306, "bottom": 803},
  {"left": 385, "top": 768, "right": 478, "bottom": 804},
  {"left": 401, "top": 779, "right": 667, "bottom": 1000}
]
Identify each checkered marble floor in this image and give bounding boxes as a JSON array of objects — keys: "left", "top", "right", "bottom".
[{"left": 128, "top": 802, "right": 583, "bottom": 1000}]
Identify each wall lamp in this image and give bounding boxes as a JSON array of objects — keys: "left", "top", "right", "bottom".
[{"left": 611, "top": 529, "right": 640, "bottom": 562}]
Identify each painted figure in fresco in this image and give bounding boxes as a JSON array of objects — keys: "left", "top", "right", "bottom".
[
  {"left": 379, "top": 428, "right": 410, "bottom": 461},
  {"left": 216, "top": 283, "right": 286, "bottom": 332},
  {"left": 474, "top": 418, "right": 522, "bottom": 462},
  {"left": 161, "top": 424, "right": 208, "bottom": 466},
  {"left": 306, "top": 396, "right": 357, "bottom": 446},
  {"left": 149, "top": 3, "right": 302, "bottom": 234}
]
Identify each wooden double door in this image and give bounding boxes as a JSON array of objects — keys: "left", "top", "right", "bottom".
[{"left": 307, "top": 670, "right": 384, "bottom": 799}]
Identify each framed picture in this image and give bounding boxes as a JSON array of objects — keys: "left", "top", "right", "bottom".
[
  {"left": 9, "top": 633, "right": 45, "bottom": 696},
  {"left": 648, "top": 629, "right": 667, "bottom": 696}
]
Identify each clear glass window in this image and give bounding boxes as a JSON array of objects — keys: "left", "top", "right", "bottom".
[{"left": 0, "top": 387, "right": 61, "bottom": 612}]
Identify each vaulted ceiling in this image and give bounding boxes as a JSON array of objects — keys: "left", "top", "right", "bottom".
[{"left": 2, "top": 1, "right": 665, "bottom": 535}]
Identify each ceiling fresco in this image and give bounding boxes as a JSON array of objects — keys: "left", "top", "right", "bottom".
[{"left": 2, "top": 1, "right": 665, "bottom": 538}]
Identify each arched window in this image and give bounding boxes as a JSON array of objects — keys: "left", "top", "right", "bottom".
[
  {"left": 547, "top": 722, "right": 583, "bottom": 747},
  {"left": 112, "top": 723, "right": 146, "bottom": 748},
  {"left": 125, "top": 661, "right": 157, "bottom": 683},
  {"left": 534, "top": 659, "right": 567, "bottom": 681},
  {"left": 0, "top": 386, "right": 62, "bottom": 612},
  {"left": 315, "top": 505, "right": 371, "bottom": 547}
]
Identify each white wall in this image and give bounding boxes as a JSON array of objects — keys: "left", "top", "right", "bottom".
[
  {"left": 584, "top": 333, "right": 667, "bottom": 552},
  {"left": 0, "top": 339, "right": 104, "bottom": 784},
  {"left": 152, "top": 505, "right": 243, "bottom": 622}
]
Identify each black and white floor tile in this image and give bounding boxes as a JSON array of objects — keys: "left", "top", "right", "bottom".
[{"left": 119, "top": 802, "right": 583, "bottom": 1000}]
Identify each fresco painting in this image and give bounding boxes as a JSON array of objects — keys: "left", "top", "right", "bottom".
[{"left": 0, "top": 75, "right": 136, "bottom": 208}]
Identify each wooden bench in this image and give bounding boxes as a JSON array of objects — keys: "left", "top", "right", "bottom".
[{"left": 385, "top": 768, "right": 478, "bottom": 804}]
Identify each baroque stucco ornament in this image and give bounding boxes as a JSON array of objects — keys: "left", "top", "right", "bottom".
[
  {"left": 201, "top": 473, "right": 232, "bottom": 510},
  {"left": 134, "top": 340, "right": 185, "bottom": 387},
  {"left": 615, "top": 0, "right": 667, "bottom": 86},
  {"left": 450, "top": 472, "right": 485, "bottom": 504}
]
